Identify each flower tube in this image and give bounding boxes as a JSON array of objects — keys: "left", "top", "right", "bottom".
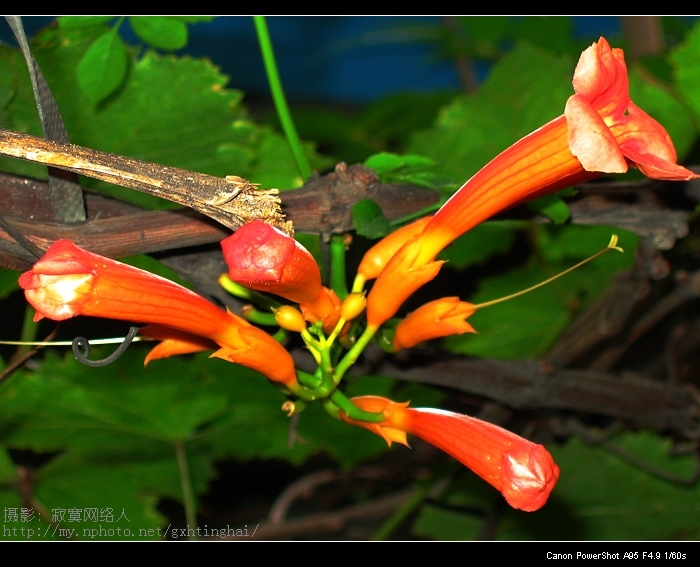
[
  {"left": 19, "top": 239, "right": 298, "bottom": 385},
  {"left": 355, "top": 216, "right": 432, "bottom": 286},
  {"left": 342, "top": 396, "right": 559, "bottom": 512},
  {"left": 366, "top": 37, "right": 698, "bottom": 327}
]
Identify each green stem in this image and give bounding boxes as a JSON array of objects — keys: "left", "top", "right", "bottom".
[
  {"left": 332, "top": 324, "right": 378, "bottom": 385},
  {"left": 253, "top": 16, "right": 312, "bottom": 181},
  {"left": 16, "top": 305, "right": 38, "bottom": 359},
  {"left": 371, "top": 484, "right": 428, "bottom": 541},
  {"left": 241, "top": 306, "right": 277, "bottom": 327},
  {"left": 473, "top": 237, "right": 623, "bottom": 310},
  {"left": 174, "top": 439, "right": 197, "bottom": 540},
  {"left": 329, "top": 390, "right": 386, "bottom": 423},
  {"left": 325, "top": 317, "right": 347, "bottom": 347},
  {"left": 329, "top": 233, "right": 349, "bottom": 299},
  {"left": 218, "top": 274, "right": 256, "bottom": 300},
  {"left": 297, "top": 370, "right": 322, "bottom": 390}
]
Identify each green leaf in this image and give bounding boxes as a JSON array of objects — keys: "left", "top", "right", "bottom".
[
  {"left": 438, "top": 221, "right": 519, "bottom": 270},
  {"left": 364, "top": 152, "right": 442, "bottom": 189},
  {"left": 30, "top": 453, "right": 206, "bottom": 540},
  {"left": 669, "top": 24, "right": 700, "bottom": 125},
  {"left": 352, "top": 199, "right": 390, "bottom": 239},
  {"left": 629, "top": 67, "right": 696, "bottom": 160},
  {"left": 0, "top": 350, "right": 230, "bottom": 451},
  {"left": 444, "top": 224, "right": 636, "bottom": 359},
  {"left": 58, "top": 16, "right": 114, "bottom": 29},
  {"left": 0, "top": 448, "right": 15, "bottom": 484},
  {"left": 527, "top": 194, "right": 571, "bottom": 224},
  {"left": 0, "top": 24, "right": 328, "bottom": 206},
  {"left": 409, "top": 43, "right": 573, "bottom": 184},
  {"left": 413, "top": 503, "right": 483, "bottom": 540},
  {"left": 444, "top": 264, "right": 574, "bottom": 359},
  {"left": 0, "top": 268, "right": 20, "bottom": 299},
  {"left": 76, "top": 29, "right": 128, "bottom": 104},
  {"left": 172, "top": 17, "right": 216, "bottom": 25},
  {"left": 511, "top": 17, "right": 576, "bottom": 54},
  {"left": 241, "top": 125, "right": 327, "bottom": 190},
  {"left": 128, "top": 17, "right": 188, "bottom": 51},
  {"left": 364, "top": 152, "right": 435, "bottom": 174}
]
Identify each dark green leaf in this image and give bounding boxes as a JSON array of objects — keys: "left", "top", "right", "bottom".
[
  {"left": 527, "top": 194, "right": 571, "bottom": 224},
  {"left": 364, "top": 152, "right": 435, "bottom": 174},
  {"left": 0, "top": 448, "right": 15, "bottom": 484},
  {"left": 0, "top": 268, "right": 20, "bottom": 299},
  {"left": 172, "top": 17, "right": 216, "bottom": 25},
  {"left": 0, "top": 24, "right": 328, "bottom": 206},
  {"left": 352, "top": 199, "right": 390, "bottom": 239},
  {"left": 438, "top": 221, "right": 519, "bottom": 270},
  {"left": 409, "top": 43, "right": 573, "bottom": 184},
  {"left": 444, "top": 225, "right": 636, "bottom": 359},
  {"left": 511, "top": 17, "right": 575, "bottom": 53},
  {"left": 671, "top": 22, "right": 700, "bottom": 119},
  {"left": 413, "top": 503, "right": 483, "bottom": 540}
]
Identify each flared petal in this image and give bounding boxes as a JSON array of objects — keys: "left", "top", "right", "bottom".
[
  {"left": 393, "top": 297, "right": 476, "bottom": 351},
  {"left": 140, "top": 325, "right": 217, "bottom": 365},
  {"left": 366, "top": 236, "right": 444, "bottom": 328},
  {"left": 210, "top": 325, "right": 298, "bottom": 385},
  {"left": 356, "top": 216, "right": 432, "bottom": 284}
]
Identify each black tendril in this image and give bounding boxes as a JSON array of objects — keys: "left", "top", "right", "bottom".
[
  {"left": 0, "top": 213, "right": 46, "bottom": 260},
  {"left": 72, "top": 326, "right": 140, "bottom": 368}
]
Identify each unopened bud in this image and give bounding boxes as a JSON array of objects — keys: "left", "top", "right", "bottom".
[
  {"left": 341, "top": 292, "right": 366, "bottom": 321},
  {"left": 274, "top": 306, "right": 307, "bottom": 332}
]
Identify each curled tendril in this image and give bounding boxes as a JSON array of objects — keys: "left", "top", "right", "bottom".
[{"left": 72, "top": 326, "right": 140, "bottom": 367}]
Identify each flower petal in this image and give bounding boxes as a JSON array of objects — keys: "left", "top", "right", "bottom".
[
  {"left": 393, "top": 297, "right": 476, "bottom": 351},
  {"left": 366, "top": 236, "right": 444, "bottom": 328},
  {"left": 140, "top": 325, "right": 217, "bottom": 365},
  {"left": 211, "top": 325, "right": 298, "bottom": 385},
  {"left": 565, "top": 95, "right": 628, "bottom": 173}
]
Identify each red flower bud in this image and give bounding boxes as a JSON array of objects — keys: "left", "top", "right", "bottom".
[{"left": 221, "top": 220, "right": 322, "bottom": 304}]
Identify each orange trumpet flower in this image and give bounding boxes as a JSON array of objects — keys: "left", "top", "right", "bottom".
[
  {"left": 342, "top": 396, "right": 560, "bottom": 512},
  {"left": 19, "top": 239, "right": 298, "bottom": 385},
  {"left": 366, "top": 37, "right": 698, "bottom": 327}
]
